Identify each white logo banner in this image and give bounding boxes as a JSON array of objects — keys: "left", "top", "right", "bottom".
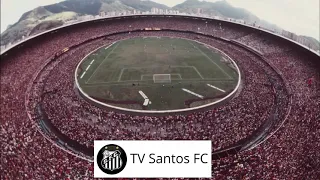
[{"left": 94, "top": 140, "right": 212, "bottom": 178}]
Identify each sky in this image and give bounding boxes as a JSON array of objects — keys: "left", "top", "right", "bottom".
[{"left": 1, "top": 0, "right": 319, "bottom": 40}]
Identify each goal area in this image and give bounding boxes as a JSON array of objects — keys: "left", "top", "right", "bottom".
[{"left": 153, "top": 74, "right": 171, "bottom": 83}]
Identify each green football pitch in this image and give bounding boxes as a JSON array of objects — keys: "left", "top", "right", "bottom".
[{"left": 76, "top": 37, "right": 239, "bottom": 111}]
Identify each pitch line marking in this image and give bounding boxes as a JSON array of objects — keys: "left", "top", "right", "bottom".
[
  {"left": 118, "top": 68, "right": 125, "bottom": 82},
  {"left": 143, "top": 99, "right": 150, "bottom": 106},
  {"left": 171, "top": 73, "right": 182, "bottom": 80},
  {"left": 86, "top": 42, "right": 120, "bottom": 83},
  {"left": 84, "top": 78, "right": 234, "bottom": 86},
  {"left": 80, "top": 71, "right": 86, "bottom": 79},
  {"left": 80, "top": 72, "right": 86, "bottom": 79},
  {"left": 169, "top": 65, "right": 205, "bottom": 79},
  {"left": 80, "top": 59, "right": 95, "bottom": 79},
  {"left": 139, "top": 91, "right": 148, "bottom": 99},
  {"left": 189, "top": 42, "right": 233, "bottom": 79},
  {"left": 139, "top": 91, "right": 151, "bottom": 106},
  {"left": 141, "top": 74, "right": 151, "bottom": 81},
  {"left": 141, "top": 74, "right": 155, "bottom": 81},
  {"left": 207, "top": 84, "right": 226, "bottom": 93},
  {"left": 191, "top": 66, "right": 204, "bottom": 79},
  {"left": 182, "top": 88, "right": 204, "bottom": 99},
  {"left": 176, "top": 74, "right": 182, "bottom": 79},
  {"left": 140, "top": 74, "right": 183, "bottom": 81}
]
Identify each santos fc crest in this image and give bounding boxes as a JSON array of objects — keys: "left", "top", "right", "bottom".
[{"left": 97, "top": 144, "right": 127, "bottom": 175}]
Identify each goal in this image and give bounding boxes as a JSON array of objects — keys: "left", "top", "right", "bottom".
[{"left": 153, "top": 74, "right": 171, "bottom": 83}]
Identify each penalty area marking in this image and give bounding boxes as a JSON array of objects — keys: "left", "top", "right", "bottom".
[
  {"left": 191, "top": 66, "right": 204, "bottom": 79},
  {"left": 207, "top": 84, "right": 226, "bottom": 93},
  {"left": 80, "top": 59, "right": 95, "bottom": 79},
  {"left": 86, "top": 42, "right": 120, "bottom": 83},
  {"left": 189, "top": 42, "right": 233, "bottom": 79},
  {"left": 182, "top": 88, "right": 204, "bottom": 99}
]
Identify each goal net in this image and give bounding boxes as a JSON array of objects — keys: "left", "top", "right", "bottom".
[{"left": 153, "top": 74, "right": 171, "bottom": 83}]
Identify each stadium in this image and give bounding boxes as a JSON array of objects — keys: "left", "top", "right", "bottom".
[{"left": 1, "top": 15, "right": 319, "bottom": 179}]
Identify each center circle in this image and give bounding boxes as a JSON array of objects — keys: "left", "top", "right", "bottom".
[{"left": 75, "top": 37, "right": 240, "bottom": 114}]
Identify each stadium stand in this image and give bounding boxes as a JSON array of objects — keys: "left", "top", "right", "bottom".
[{"left": 1, "top": 15, "right": 319, "bottom": 179}]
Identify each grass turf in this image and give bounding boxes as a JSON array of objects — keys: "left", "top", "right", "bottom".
[{"left": 77, "top": 37, "right": 239, "bottom": 110}]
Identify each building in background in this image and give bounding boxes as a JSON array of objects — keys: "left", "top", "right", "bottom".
[
  {"left": 1, "top": 7, "right": 319, "bottom": 54},
  {"left": 99, "top": 11, "right": 106, "bottom": 17},
  {"left": 197, "top": 8, "right": 203, "bottom": 15},
  {"left": 151, "top": 8, "right": 159, "bottom": 14},
  {"left": 108, "top": 11, "right": 116, "bottom": 16}
]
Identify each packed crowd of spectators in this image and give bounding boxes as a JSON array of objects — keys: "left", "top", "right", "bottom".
[
  {"left": 32, "top": 31, "right": 274, "bottom": 151},
  {"left": 1, "top": 16, "right": 319, "bottom": 179}
]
